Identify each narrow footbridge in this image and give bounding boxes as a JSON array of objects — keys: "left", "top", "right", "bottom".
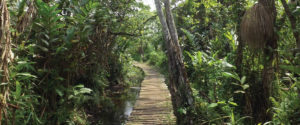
[{"left": 126, "top": 63, "right": 175, "bottom": 125}]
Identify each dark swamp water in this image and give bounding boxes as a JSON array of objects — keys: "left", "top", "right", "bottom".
[{"left": 98, "top": 86, "right": 141, "bottom": 125}]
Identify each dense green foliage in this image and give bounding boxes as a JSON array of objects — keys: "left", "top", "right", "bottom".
[
  {"left": 4, "top": 0, "right": 147, "bottom": 124},
  {"left": 1, "top": 0, "right": 300, "bottom": 124},
  {"left": 138, "top": 0, "right": 300, "bottom": 124}
]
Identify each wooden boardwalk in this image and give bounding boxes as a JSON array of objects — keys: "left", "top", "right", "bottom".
[{"left": 126, "top": 63, "right": 175, "bottom": 125}]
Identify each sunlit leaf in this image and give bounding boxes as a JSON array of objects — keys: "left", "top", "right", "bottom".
[
  {"left": 241, "top": 76, "right": 246, "bottom": 84},
  {"left": 208, "top": 103, "right": 218, "bottom": 108},
  {"left": 0, "top": 83, "right": 8, "bottom": 86},
  {"left": 177, "top": 108, "right": 187, "bottom": 115},
  {"left": 17, "top": 73, "right": 37, "bottom": 78},
  {"left": 222, "top": 72, "right": 240, "bottom": 81},
  {"left": 234, "top": 90, "right": 245, "bottom": 94},
  {"left": 79, "top": 88, "right": 92, "bottom": 94},
  {"left": 242, "top": 84, "right": 249, "bottom": 90},
  {"left": 229, "top": 101, "right": 238, "bottom": 106},
  {"left": 217, "top": 101, "right": 226, "bottom": 104}
]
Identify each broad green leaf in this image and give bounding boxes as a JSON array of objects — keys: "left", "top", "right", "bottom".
[
  {"left": 17, "top": 73, "right": 37, "bottom": 78},
  {"left": 234, "top": 90, "right": 245, "bottom": 94},
  {"left": 291, "top": 82, "right": 298, "bottom": 89},
  {"left": 242, "top": 84, "right": 249, "bottom": 90},
  {"left": 177, "top": 108, "right": 187, "bottom": 115},
  {"left": 231, "top": 83, "right": 240, "bottom": 86},
  {"left": 221, "top": 61, "right": 235, "bottom": 68},
  {"left": 222, "top": 72, "right": 240, "bottom": 81},
  {"left": 35, "top": 23, "right": 44, "bottom": 28},
  {"left": 197, "top": 51, "right": 203, "bottom": 65},
  {"left": 37, "top": 45, "right": 49, "bottom": 52},
  {"left": 208, "top": 103, "right": 218, "bottom": 108},
  {"left": 74, "top": 84, "right": 84, "bottom": 88},
  {"left": 241, "top": 76, "right": 246, "bottom": 84},
  {"left": 68, "top": 95, "right": 74, "bottom": 100},
  {"left": 217, "top": 101, "right": 226, "bottom": 104},
  {"left": 17, "top": 61, "right": 28, "bottom": 64},
  {"left": 41, "top": 39, "right": 49, "bottom": 46},
  {"left": 55, "top": 89, "right": 64, "bottom": 97},
  {"left": 79, "top": 88, "right": 92, "bottom": 94}
]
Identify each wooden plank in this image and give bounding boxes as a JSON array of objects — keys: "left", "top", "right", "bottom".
[{"left": 126, "top": 63, "right": 175, "bottom": 125}]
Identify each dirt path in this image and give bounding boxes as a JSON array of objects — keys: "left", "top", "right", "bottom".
[{"left": 126, "top": 63, "right": 175, "bottom": 125}]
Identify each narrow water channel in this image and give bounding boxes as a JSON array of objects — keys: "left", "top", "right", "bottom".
[{"left": 100, "top": 85, "right": 141, "bottom": 125}]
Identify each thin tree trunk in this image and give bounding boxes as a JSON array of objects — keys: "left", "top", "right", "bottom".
[
  {"left": 280, "top": 0, "right": 300, "bottom": 49},
  {"left": 0, "top": 0, "right": 12, "bottom": 124},
  {"left": 154, "top": 0, "right": 195, "bottom": 124},
  {"left": 164, "top": 0, "right": 180, "bottom": 51},
  {"left": 233, "top": 2, "right": 251, "bottom": 118},
  {"left": 235, "top": 3, "right": 245, "bottom": 77},
  {"left": 236, "top": 38, "right": 244, "bottom": 76}
]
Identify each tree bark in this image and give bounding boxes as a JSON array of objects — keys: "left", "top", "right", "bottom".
[
  {"left": 235, "top": 2, "right": 245, "bottom": 77},
  {"left": 154, "top": 0, "right": 195, "bottom": 124},
  {"left": 164, "top": 0, "right": 180, "bottom": 51},
  {"left": 280, "top": 0, "right": 300, "bottom": 49},
  {"left": 258, "top": 0, "right": 277, "bottom": 123},
  {"left": 0, "top": 0, "right": 12, "bottom": 124}
]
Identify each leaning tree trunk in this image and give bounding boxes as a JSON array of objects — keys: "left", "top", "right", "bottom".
[
  {"left": 154, "top": 0, "right": 195, "bottom": 124},
  {"left": 0, "top": 0, "right": 12, "bottom": 124}
]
